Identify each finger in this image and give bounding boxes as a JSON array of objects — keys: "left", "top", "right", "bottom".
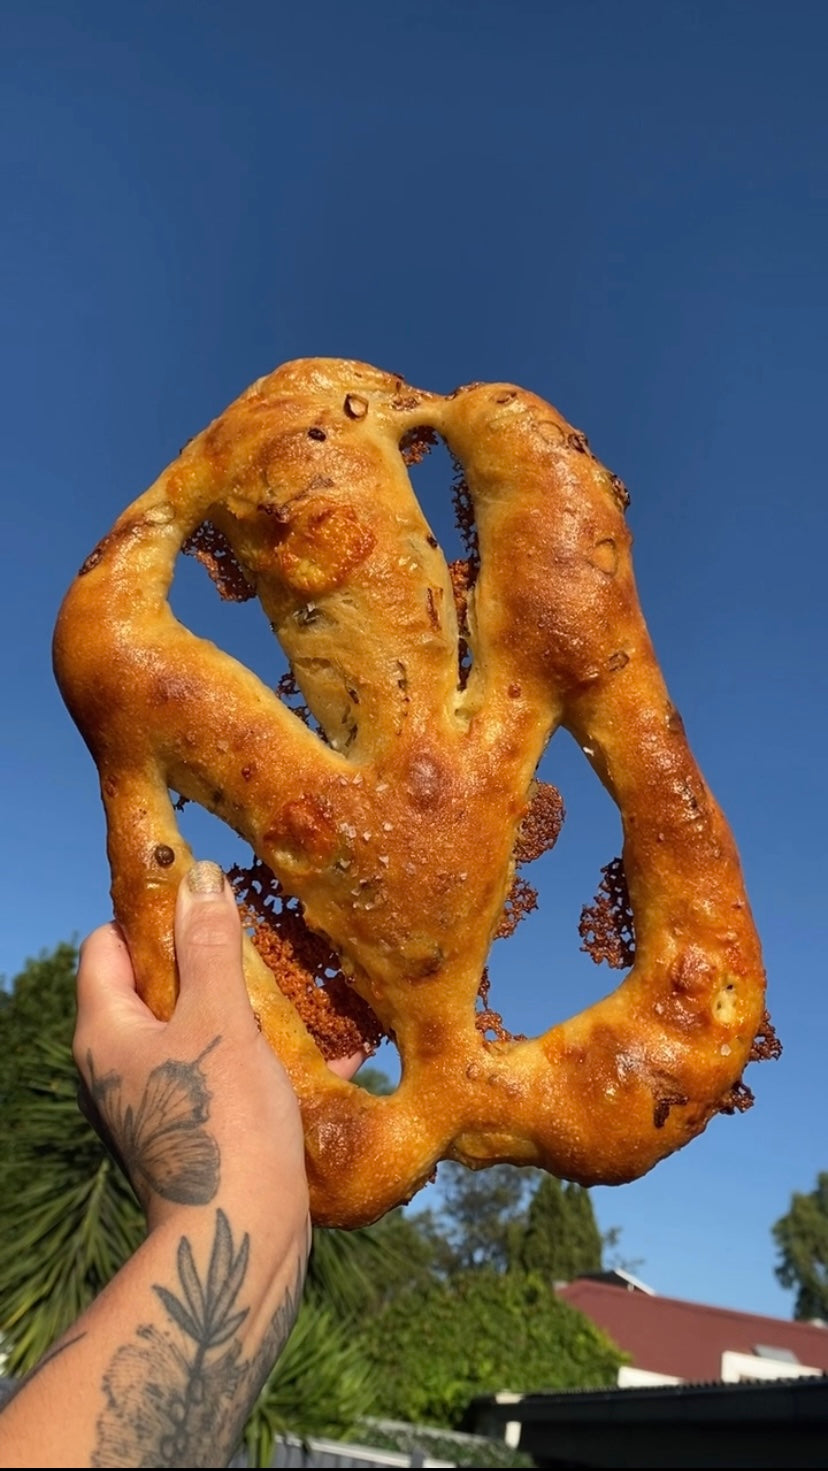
[
  {"left": 327, "top": 1049, "right": 369, "bottom": 1081},
  {"left": 172, "top": 860, "right": 252, "bottom": 1038},
  {"left": 76, "top": 922, "right": 133, "bottom": 1005},
  {"left": 74, "top": 922, "right": 159, "bottom": 1059}
]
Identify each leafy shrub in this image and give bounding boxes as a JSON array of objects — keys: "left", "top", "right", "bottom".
[{"left": 354, "top": 1266, "right": 625, "bottom": 1428}]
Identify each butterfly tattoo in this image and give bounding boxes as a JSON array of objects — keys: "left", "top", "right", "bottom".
[{"left": 82, "top": 1039, "right": 221, "bottom": 1206}]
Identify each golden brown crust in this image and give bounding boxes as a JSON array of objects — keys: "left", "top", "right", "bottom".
[{"left": 52, "top": 357, "right": 774, "bottom": 1227}]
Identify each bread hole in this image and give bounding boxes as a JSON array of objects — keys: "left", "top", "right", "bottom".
[
  {"left": 489, "top": 732, "right": 627, "bottom": 1029},
  {"left": 170, "top": 533, "right": 292, "bottom": 695},
  {"left": 398, "top": 430, "right": 478, "bottom": 692},
  {"left": 166, "top": 790, "right": 258, "bottom": 893},
  {"left": 400, "top": 428, "right": 474, "bottom": 571}
]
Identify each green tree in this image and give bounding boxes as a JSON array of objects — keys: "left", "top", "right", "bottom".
[
  {"left": 427, "top": 1160, "right": 539, "bottom": 1272},
  {"left": 516, "top": 1175, "right": 603, "bottom": 1282},
  {"left": 0, "top": 946, "right": 145, "bottom": 1370},
  {"left": 0, "top": 941, "right": 80, "bottom": 1113},
  {"left": 307, "top": 1205, "right": 444, "bottom": 1324},
  {"left": 353, "top": 1064, "right": 396, "bottom": 1096},
  {"left": 420, "top": 1160, "right": 620, "bottom": 1286},
  {"left": 772, "top": 1173, "right": 828, "bottom": 1320},
  {"left": 353, "top": 1266, "right": 625, "bottom": 1428}
]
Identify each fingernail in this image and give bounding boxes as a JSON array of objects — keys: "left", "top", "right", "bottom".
[{"left": 185, "top": 860, "right": 225, "bottom": 896}]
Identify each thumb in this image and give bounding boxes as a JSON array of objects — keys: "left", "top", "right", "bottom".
[{"left": 173, "top": 860, "right": 254, "bottom": 1040}]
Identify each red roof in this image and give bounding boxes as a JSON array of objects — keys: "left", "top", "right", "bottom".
[{"left": 556, "top": 1278, "right": 828, "bottom": 1383}]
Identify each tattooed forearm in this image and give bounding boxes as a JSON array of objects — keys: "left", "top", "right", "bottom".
[
  {"left": 84, "top": 1039, "right": 221, "bottom": 1206},
  {"left": 246, "top": 1253, "right": 307, "bottom": 1405},
  {"left": 0, "top": 1334, "right": 86, "bottom": 1412},
  {"left": 214, "top": 1255, "right": 307, "bottom": 1466},
  {"left": 91, "top": 1209, "right": 304, "bottom": 1469}
]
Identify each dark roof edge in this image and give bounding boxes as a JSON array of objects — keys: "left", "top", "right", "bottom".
[{"left": 467, "top": 1373, "right": 828, "bottom": 1427}]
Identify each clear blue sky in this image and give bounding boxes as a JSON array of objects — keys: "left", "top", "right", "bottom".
[{"left": 2, "top": 0, "right": 826, "bottom": 1323}]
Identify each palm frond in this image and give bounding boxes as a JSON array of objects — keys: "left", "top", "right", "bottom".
[{"left": 0, "top": 1027, "right": 143, "bottom": 1375}]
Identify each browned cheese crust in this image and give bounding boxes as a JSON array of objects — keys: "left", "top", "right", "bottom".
[{"left": 52, "top": 358, "right": 777, "bottom": 1228}]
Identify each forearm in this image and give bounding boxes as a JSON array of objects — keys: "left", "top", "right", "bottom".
[{"left": 0, "top": 1189, "right": 310, "bottom": 1469}]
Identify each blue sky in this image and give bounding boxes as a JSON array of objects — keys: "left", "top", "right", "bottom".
[{"left": 2, "top": 0, "right": 826, "bottom": 1322}]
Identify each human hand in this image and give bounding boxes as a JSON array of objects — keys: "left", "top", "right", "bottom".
[
  {"left": 73, "top": 860, "right": 351, "bottom": 1237},
  {"left": 0, "top": 865, "right": 363, "bottom": 1469}
]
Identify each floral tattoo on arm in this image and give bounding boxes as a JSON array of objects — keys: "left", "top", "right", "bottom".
[
  {"left": 92, "top": 1209, "right": 305, "bottom": 1468},
  {"left": 82, "top": 1039, "right": 222, "bottom": 1205},
  {"left": 75, "top": 1041, "right": 305, "bottom": 1465}
]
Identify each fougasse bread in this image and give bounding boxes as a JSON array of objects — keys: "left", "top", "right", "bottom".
[{"left": 53, "top": 358, "right": 779, "bottom": 1228}]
